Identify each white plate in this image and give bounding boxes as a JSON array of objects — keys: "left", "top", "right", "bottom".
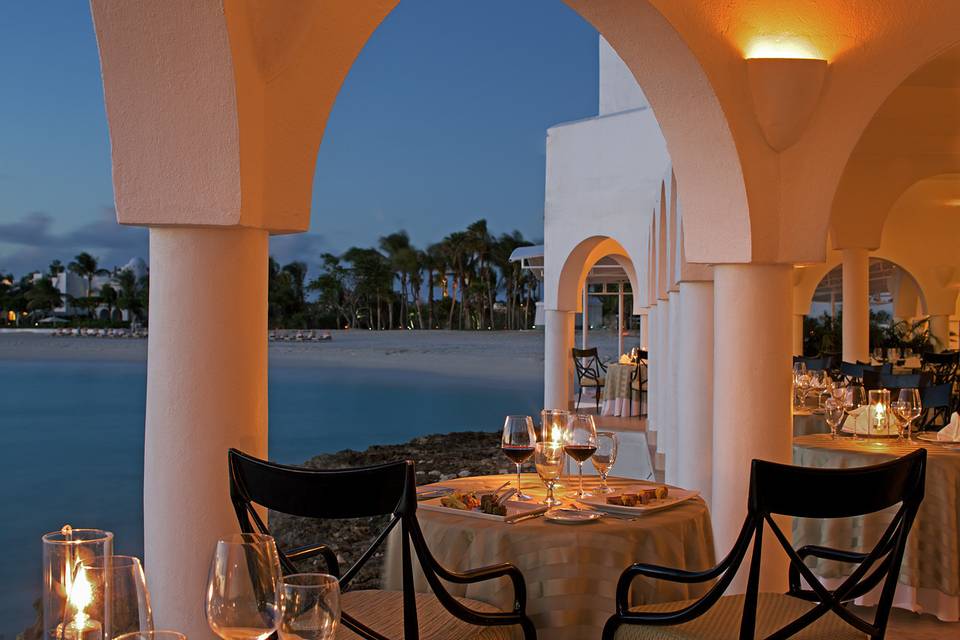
[
  {"left": 916, "top": 432, "right": 960, "bottom": 445},
  {"left": 420, "top": 497, "right": 545, "bottom": 522},
  {"left": 545, "top": 509, "right": 603, "bottom": 524},
  {"left": 580, "top": 485, "right": 699, "bottom": 516}
]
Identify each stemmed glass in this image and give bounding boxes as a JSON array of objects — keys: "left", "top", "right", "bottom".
[
  {"left": 278, "top": 574, "right": 340, "bottom": 640},
  {"left": 844, "top": 385, "right": 866, "bottom": 440},
  {"left": 533, "top": 442, "right": 563, "bottom": 507},
  {"left": 67, "top": 556, "right": 154, "bottom": 640},
  {"left": 502, "top": 415, "right": 537, "bottom": 501},
  {"left": 206, "top": 533, "right": 282, "bottom": 640},
  {"left": 117, "top": 633, "right": 187, "bottom": 640},
  {"left": 592, "top": 432, "right": 618, "bottom": 493},
  {"left": 824, "top": 397, "right": 844, "bottom": 439},
  {"left": 563, "top": 414, "right": 598, "bottom": 499},
  {"left": 892, "top": 388, "right": 923, "bottom": 441}
]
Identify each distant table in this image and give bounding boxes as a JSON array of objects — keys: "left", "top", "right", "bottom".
[
  {"left": 383, "top": 474, "right": 715, "bottom": 639},
  {"left": 793, "top": 434, "right": 960, "bottom": 621},
  {"left": 793, "top": 409, "right": 829, "bottom": 436},
  {"left": 601, "top": 362, "right": 640, "bottom": 416}
]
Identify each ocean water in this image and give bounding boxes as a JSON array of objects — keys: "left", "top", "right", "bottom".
[{"left": 0, "top": 359, "right": 541, "bottom": 638}]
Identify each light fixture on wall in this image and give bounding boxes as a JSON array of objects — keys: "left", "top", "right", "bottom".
[{"left": 745, "top": 36, "right": 828, "bottom": 151}]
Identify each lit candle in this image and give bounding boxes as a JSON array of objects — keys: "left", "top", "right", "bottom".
[{"left": 58, "top": 566, "right": 102, "bottom": 640}]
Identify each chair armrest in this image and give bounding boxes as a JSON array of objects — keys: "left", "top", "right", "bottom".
[
  {"left": 286, "top": 542, "right": 340, "bottom": 577},
  {"left": 433, "top": 562, "right": 526, "bottom": 612},
  {"left": 618, "top": 561, "right": 727, "bottom": 586}
]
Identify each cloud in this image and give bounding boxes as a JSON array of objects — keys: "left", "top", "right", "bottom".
[{"left": 0, "top": 208, "right": 148, "bottom": 275}]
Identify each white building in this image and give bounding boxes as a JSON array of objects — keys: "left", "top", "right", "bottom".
[{"left": 31, "top": 256, "right": 147, "bottom": 320}]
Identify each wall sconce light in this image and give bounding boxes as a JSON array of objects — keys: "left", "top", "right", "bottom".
[{"left": 746, "top": 37, "right": 828, "bottom": 151}]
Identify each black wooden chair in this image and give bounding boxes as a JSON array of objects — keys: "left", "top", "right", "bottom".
[
  {"left": 920, "top": 350, "right": 959, "bottom": 385},
  {"left": 572, "top": 347, "right": 607, "bottom": 412},
  {"left": 861, "top": 370, "right": 933, "bottom": 392},
  {"left": 603, "top": 450, "right": 926, "bottom": 640},
  {"left": 630, "top": 350, "right": 648, "bottom": 417},
  {"left": 227, "top": 449, "right": 536, "bottom": 640},
  {"left": 918, "top": 382, "right": 953, "bottom": 430}
]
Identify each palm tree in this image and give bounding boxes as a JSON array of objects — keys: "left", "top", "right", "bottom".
[
  {"left": 441, "top": 232, "right": 469, "bottom": 330},
  {"left": 466, "top": 219, "right": 496, "bottom": 329},
  {"left": 25, "top": 277, "right": 62, "bottom": 315},
  {"left": 379, "top": 231, "right": 414, "bottom": 329},
  {"left": 114, "top": 268, "right": 145, "bottom": 327},
  {"left": 99, "top": 283, "right": 119, "bottom": 321},
  {"left": 68, "top": 252, "right": 108, "bottom": 299},
  {"left": 492, "top": 231, "right": 533, "bottom": 330},
  {"left": 424, "top": 243, "right": 446, "bottom": 329},
  {"left": 48, "top": 259, "right": 65, "bottom": 279}
]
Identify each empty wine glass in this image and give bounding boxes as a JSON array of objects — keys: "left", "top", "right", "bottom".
[
  {"left": 278, "top": 574, "right": 340, "bottom": 640},
  {"left": 824, "top": 397, "right": 844, "bottom": 439},
  {"left": 563, "top": 414, "right": 598, "bottom": 499},
  {"left": 116, "top": 632, "right": 187, "bottom": 640},
  {"left": 67, "top": 556, "right": 153, "bottom": 640},
  {"left": 844, "top": 385, "right": 866, "bottom": 440},
  {"left": 592, "top": 432, "right": 618, "bottom": 493},
  {"left": 892, "top": 388, "right": 923, "bottom": 441},
  {"left": 502, "top": 415, "right": 537, "bottom": 501},
  {"left": 206, "top": 533, "right": 282, "bottom": 640},
  {"left": 534, "top": 442, "right": 563, "bottom": 507}
]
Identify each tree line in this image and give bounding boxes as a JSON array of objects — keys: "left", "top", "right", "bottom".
[
  {"left": 0, "top": 252, "right": 148, "bottom": 326},
  {"left": 270, "top": 219, "right": 540, "bottom": 330}
]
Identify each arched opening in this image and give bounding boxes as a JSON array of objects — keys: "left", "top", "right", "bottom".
[{"left": 802, "top": 257, "right": 930, "bottom": 356}]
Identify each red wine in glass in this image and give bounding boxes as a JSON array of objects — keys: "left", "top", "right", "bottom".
[
  {"left": 563, "top": 445, "right": 597, "bottom": 463},
  {"left": 502, "top": 445, "right": 535, "bottom": 464}
]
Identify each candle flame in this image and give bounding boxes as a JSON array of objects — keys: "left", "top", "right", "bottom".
[
  {"left": 551, "top": 425, "right": 563, "bottom": 444},
  {"left": 67, "top": 565, "right": 93, "bottom": 628}
]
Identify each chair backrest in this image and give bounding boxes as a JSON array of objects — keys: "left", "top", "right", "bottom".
[
  {"left": 701, "top": 450, "right": 926, "bottom": 640},
  {"left": 228, "top": 449, "right": 444, "bottom": 640},
  {"left": 572, "top": 347, "right": 603, "bottom": 381},
  {"left": 863, "top": 371, "right": 933, "bottom": 391},
  {"left": 921, "top": 350, "right": 959, "bottom": 384}
]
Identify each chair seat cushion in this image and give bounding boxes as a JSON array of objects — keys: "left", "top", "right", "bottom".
[
  {"left": 337, "top": 590, "right": 524, "bottom": 640},
  {"left": 613, "top": 593, "right": 866, "bottom": 640},
  {"left": 580, "top": 377, "right": 605, "bottom": 387}
]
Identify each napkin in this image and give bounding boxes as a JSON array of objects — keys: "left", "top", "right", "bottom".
[
  {"left": 619, "top": 354, "right": 632, "bottom": 364},
  {"left": 938, "top": 412, "right": 960, "bottom": 442}
]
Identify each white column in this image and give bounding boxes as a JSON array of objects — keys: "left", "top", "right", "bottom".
[
  {"left": 145, "top": 227, "right": 269, "bottom": 639},
  {"left": 793, "top": 314, "right": 805, "bottom": 357},
  {"left": 676, "top": 281, "right": 714, "bottom": 506},
  {"left": 712, "top": 264, "right": 792, "bottom": 592},
  {"left": 581, "top": 286, "right": 589, "bottom": 350},
  {"left": 617, "top": 284, "right": 625, "bottom": 356},
  {"left": 664, "top": 291, "right": 681, "bottom": 484},
  {"left": 841, "top": 248, "right": 870, "bottom": 363},
  {"left": 545, "top": 309, "right": 574, "bottom": 410},
  {"left": 929, "top": 314, "right": 950, "bottom": 352},
  {"left": 646, "top": 305, "right": 659, "bottom": 433},
  {"left": 640, "top": 313, "right": 649, "bottom": 351}
]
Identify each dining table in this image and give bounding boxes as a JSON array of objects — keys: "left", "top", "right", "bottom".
[
  {"left": 793, "top": 433, "right": 960, "bottom": 621},
  {"left": 382, "top": 473, "right": 715, "bottom": 639},
  {"left": 601, "top": 361, "right": 640, "bottom": 416}
]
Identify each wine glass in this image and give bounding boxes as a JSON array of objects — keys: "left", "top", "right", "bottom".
[
  {"left": 533, "top": 442, "right": 563, "bottom": 507},
  {"left": 844, "top": 385, "right": 866, "bottom": 440},
  {"left": 824, "top": 397, "right": 844, "bottom": 439},
  {"left": 563, "top": 414, "right": 598, "bottom": 499},
  {"left": 502, "top": 415, "right": 537, "bottom": 501},
  {"left": 69, "top": 556, "right": 154, "bottom": 640},
  {"left": 892, "top": 388, "right": 923, "bottom": 441},
  {"left": 116, "top": 632, "right": 187, "bottom": 640},
  {"left": 206, "top": 533, "right": 282, "bottom": 640},
  {"left": 278, "top": 574, "right": 340, "bottom": 640},
  {"left": 592, "top": 432, "right": 618, "bottom": 493}
]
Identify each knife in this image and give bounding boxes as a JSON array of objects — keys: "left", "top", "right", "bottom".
[{"left": 505, "top": 506, "right": 549, "bottom": 524}]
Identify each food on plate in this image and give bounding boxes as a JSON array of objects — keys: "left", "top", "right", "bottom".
[
  {"left": 480, "top": 493, "right": 508, "bottom": 516},
  {"left": 607, "top": 485, "right": 669, "bottom": 506},
  {"left": 441, "top": 491, "right": 481, "bottom": 511}
]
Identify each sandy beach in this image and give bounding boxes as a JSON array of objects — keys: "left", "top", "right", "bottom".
[{"left": 0, "top": 329, "right": 636, "bottom": 381}]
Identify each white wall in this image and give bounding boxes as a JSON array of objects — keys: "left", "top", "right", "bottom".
[
  {"left": 599, "top": 36, "right": 649, "bottom": 116},
  {"left": 543, "top": 106, "right": 670, "bottom": 311}
]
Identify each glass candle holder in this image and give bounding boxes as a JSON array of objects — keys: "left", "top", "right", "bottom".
[
  {"left": 43, "top": 526, "right": 113, "bottom": 640},
  {"left": 540, "top": 409, "right": 570, "bottom": 480},
  {"left": 867, "top": 389, "right": 891, "bottom": 439}
]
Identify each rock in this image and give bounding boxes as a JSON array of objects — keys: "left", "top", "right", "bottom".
[
  {"left": 439, "top": 473, "right": 456, "bottom": 481},
  {"left": 428, "top": 470, "right": 441, "bottom": 478},
  {"left": 457, "top": 470, "right": 471, "bottom": 478}
]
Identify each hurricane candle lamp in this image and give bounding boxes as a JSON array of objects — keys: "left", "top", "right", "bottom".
[
  {"left": 42, "top": 526, "right": 113, "bottom": 640},
  {"left": 868, "top": 389, "right": 891, "bottom": 440}
]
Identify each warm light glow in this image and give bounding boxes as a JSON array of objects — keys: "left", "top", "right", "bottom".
[
  {"left": 746, "top": 35, "right": 823, "bottom": 60},
  {"left": 67, "top": 566, "right": 93, "bottom": 628},
  {"left": 942, "top": 199, "right": 960, "bottom": 207},
  {"left": 551, "top": 425, "right": 563, "bottom": 444},
  {"left": 874, "top": 402, "right": 886, "bottom": 427}
]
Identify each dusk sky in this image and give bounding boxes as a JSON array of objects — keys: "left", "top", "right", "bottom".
[{"left": 0, "top": 1, "right": 599, "bottom": 276}]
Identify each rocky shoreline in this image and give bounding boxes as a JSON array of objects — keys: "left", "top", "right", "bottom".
[{"left": 271, "top": 430, "right": 510, "bottom": 590}]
